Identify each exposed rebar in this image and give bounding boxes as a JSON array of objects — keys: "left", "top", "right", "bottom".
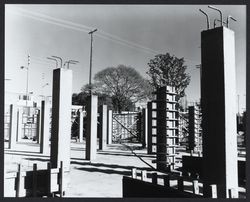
[
  {"left": 199, "top": 9, "right": 210, "bottom": 30},
  {"left": 208, "top": 6, "right": 223, "bottom": 27}
]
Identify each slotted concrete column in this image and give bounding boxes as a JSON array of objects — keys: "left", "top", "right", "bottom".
[
  {"left": 9, "top": 104, "right": 17, "bottom": 149},
  {"left": 201, "top": 27, "right": 238, "bottom": 198},
  {"left": 99, "top": 105, "right": 107, "bottom": 150},
  {"left": 107, "top": 109, "right": 113, "bottom": 144},
  {"left": 40, "top": 100, "right": 50, "bottom": 155},
  {"left": 188, "top": 106, "right": 195, "bottom": 151},
  {"left": 77, "top": 109, "right": 84, "bottom": 143},
  {"left": 147, "top": 102, "right": 152, "bottom": 154},
  {"left": 50, "top": 68, "right": 72, "bottom": 171},
  {"left": 17, "top": 107, "right": 23, "bottom": 142},
  {"left": 86, "top": 95, "right": 98, "bottom": 160},
  {"left": 142, "top": 108, "right": 148, "bottom": 148}
]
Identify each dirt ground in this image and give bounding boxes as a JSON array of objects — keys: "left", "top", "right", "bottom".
[{"left": 4, "top": 140, "right": 246, "bottom": 198}]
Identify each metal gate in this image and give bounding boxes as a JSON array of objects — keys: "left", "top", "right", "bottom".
[{"left": 112, "top": 112, "right": 141, "bottom": 143}]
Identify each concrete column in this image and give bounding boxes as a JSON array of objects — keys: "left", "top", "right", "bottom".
[
  {"left": 77, "top": 109, "right": 84, "bottom": 143},
  {"left": 188, "top": 106, "right": 195, "bottom": 151},
  {"left": 99, "top": 105, "right": 107, "bottom": 150},
  {"left": 9, "top": 104, "right": 17, "bottom": 149},
  {"left": 50, "top": 68, "right": 72, "bottom": 171},
  {"left": 142, "top": 108, "right": 148, "bottom": 148},
  {"left": 40, "top": 100, "right": 50, "bottom": 155},
  {"left": 147, "top": 102, "right": 152, "bottom": 154},
  {"left": 107, "top": 109, "right": 113, "bottom": 144},
  {"left": 156, "top": 87, "right": 167, "bottom": 171},
  {"left": 201, "top": 27, "right": 238, "bottom": 198},
  {"left": 86, "top": 95, "right": 98, "bottom": 160},
  {"left": 17, "top": 107, "right": 23, "bottom": 142},
  {"left": 36, "top": 109, "right": 40, "bottom": 143}
]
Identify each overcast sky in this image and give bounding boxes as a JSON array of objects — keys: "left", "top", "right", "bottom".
[{"left": 5, "top": 4, "right": 246, "bottom": 111}]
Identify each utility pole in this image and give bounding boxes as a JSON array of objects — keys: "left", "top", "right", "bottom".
[
  {"left": 88, "top": 29, "right": 97, "bottom": 93},
  {"left": 20, "top": 54, "right": 30, "bottom": 108},
  {"left": 237, "top": 94, "right": 240, "bottom": 114},
  {"left": 26, "top": 54, "right": 30, "bottom": 107}
]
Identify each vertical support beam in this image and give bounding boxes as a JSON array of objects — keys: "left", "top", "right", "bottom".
[
  {"left": 142, "top": 108, "right": 148, "bottom": 148},
  {"left": 9, "top": 104, "right": 17, "bottom": 149},
  {"left": 152, "top": 172, "right": 158, "bottom": 184},
  {"left": 47, "top": 162, "right": 51, "bottom": 197},
  {"left": 201, "top": 27, "right": 238, "bottom": 198},
  {"left": 210, "top": 184, "right": 218, "bottom": 198},
  {"left": 131, "top": 168, "right": 137, "bottom": 179},
  {"left": 50, "top": 68, "right": 72, "bottom": 171},
  {"left": 40, "top": 100, "right": 50, "bottom": 154},
  {"left": 36, "top": 109, "right": 40, "bottom": 143},
  {"left": 147, "top": 102, "right": 153, "bottom": 154},
  {"left": 16, "top": 164, "right": 23, "bottom": 197},
  {"left": 99, "top": 105, "right": 107, "bottom": 150},
  {"left": 141, "top": 170, "right": 147, "bottom": 181},
  {"left": 177, "top": 178, "right": 184, "bottom": 191},
  {"left": 32, "top": 163, "right": 37, "bottom": 197},
  {"left": 59, "top": 161, "right": 64, "bottom": 197},
  {"left": 192, "top": 180, "right": 199, "bottom": 194},
  {"left": 163, "top": 175, "right": 170, "bottom": 187},
  {"left": 107, "top": 109, "right": 113, "bottom": 144},
  {"left": 86, "top": 94, "right": 98, "bottom": 160},
  {"left": 188, "top": 106, "right": 195, "bottom": 151},
  {"left": 17, "top": 107, "right": 23, "bottom": 142},
  {"left": 156, "top": 87, "right": 167, "bottom": 171},
  {"left": 77, "top": 109, "right": 84, "bottom": 143}
]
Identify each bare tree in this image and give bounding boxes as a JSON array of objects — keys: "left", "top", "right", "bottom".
[{"left": 92, "top": 64, "right": 151, "bottom": 112}]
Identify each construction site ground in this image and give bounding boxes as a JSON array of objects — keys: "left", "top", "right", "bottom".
[{"left": 4, "top": 139, "right": 246, "bottom": 198}]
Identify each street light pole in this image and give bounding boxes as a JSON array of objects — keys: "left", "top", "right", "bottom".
[{"left": 88, "top": 29, "right": 97, "bottom": 93}]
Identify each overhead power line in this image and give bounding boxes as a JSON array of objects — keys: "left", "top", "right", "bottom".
[{"left": 8, "top": 7, "right": 200, "bottom": 64}]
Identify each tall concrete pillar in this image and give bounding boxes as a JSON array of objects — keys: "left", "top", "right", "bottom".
[
  {"left": 17, "top": 107, "right": 23, "bottom": 142},
  {"left": 40, "top": 100, "right": 50, "bottom": 155},
  {"left": 36, "top": 109, "right": 40, "bottom": 143},
  {"left": 142, "top": 108, "right": 148, "bottom": 148},
  {"left": 188, "top": 106, "right": 195, "bottom": 151},
  {"left": 50, "top": 68, "right": 72, "bottom": 171},
  {"left": 107, "top": 110, "right": 113, "bottom": 144},
  {"left": 77, "top": 109, "right": 84, "bottom": 143},
  {"left": 147, "top": 102, "right": 153, "bottom": 154},
  {"left": 9, "top": 104, "right": 17, "bottom": 149},
  {"left": 98, "top": 105, "right": 107, "bottom": 150},
  {"left": 201, "top": 27, "right": 238, "bottom": 198},
  {"left": 86, "top": 95, "right": 98, "bottom": 160}
]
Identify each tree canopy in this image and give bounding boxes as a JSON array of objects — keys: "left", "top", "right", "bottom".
[
  {"left": 89, "top": 64, "right": 151, "bottom": 112},
  {"left": 146, "top": 53, "right": 190, "bottom": 98}
]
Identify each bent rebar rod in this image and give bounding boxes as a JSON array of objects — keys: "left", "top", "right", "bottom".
[
  {"left": 199, "top": 9, "right": 210, "bottom": 30},
  {"left": 208, "top": 5, "right": 223, "bottom": 27},
  {"left": 227, "top": 15, "right": 237, "bottom": 29}
]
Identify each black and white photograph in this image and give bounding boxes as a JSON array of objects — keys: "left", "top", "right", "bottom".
[{"left": 3, "top": 3, "right": 246, "bottom": 198}]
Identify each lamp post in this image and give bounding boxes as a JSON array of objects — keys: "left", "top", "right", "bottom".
[{"left": 88, "top": 29, "right": 97, "bottom": 93}]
